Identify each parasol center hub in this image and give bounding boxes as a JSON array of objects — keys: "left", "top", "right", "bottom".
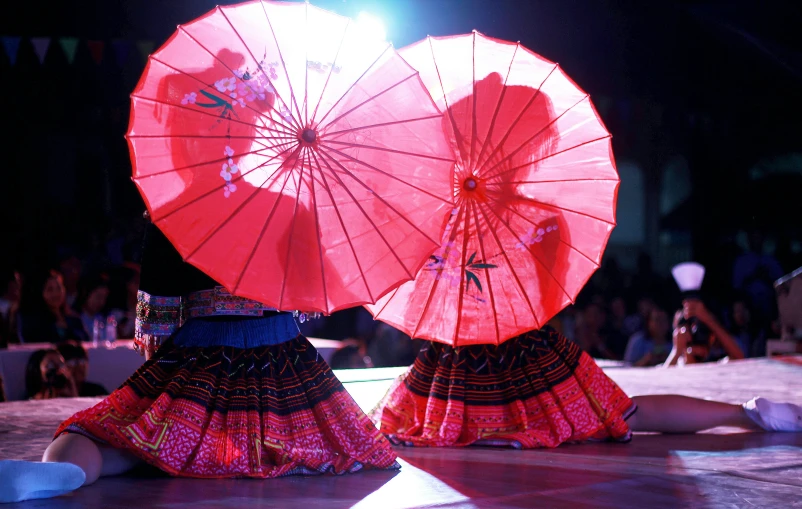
[
  {"left": 463, "top": 177, "right": 478, "bottom": 191},
  {"left": 301, "top": 128, "right": 317, "bottom": 144}
]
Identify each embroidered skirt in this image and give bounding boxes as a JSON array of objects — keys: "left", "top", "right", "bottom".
[
  {"left": 372, "top": 328, "right": 636, "bottom": 449},
  {"left": 56, "top": 315, "right": 399, "bottom": 478}
]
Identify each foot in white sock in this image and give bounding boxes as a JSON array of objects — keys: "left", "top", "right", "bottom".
[
  {"left": 0, "top": 460, "right": 86, "bottom": 503},
  {"left": 743, "top": 397, "right": 802, "bottom": 432}
]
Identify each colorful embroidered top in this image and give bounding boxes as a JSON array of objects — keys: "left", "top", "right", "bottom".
[{"left": 134, "top": 223, "right": 282, "bottom": 355}]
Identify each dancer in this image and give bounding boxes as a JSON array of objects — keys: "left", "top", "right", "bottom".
[
  {"left": 367, "top": 33, "right": 802, "bottom": 449},
  {"left": 372, "top": 327, "right": 802, "bottom": 449},
  {"left": 0, "top": 219, "right": 398, "bottom": 504}
]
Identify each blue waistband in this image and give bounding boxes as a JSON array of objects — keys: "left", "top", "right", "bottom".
[{"left": 171, "top": 313, "right": 300, "bottom": 348}]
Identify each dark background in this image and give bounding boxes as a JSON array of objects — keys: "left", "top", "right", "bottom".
[{"left": 1, "top": 0, "right": 801, "bottom": 301}]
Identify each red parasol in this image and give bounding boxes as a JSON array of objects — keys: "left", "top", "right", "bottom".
[
  {"left": 366, "top": 32, "right": 619, "bottom": 346},
  {"left": 127, "top": 1, "right": 455, "bottom": 314}
]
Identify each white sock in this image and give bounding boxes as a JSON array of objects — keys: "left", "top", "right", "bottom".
[
  {"left": 743, "top": 397, "right": 802, "bottom": 432},
  {"left": 0, "top": 460, "right": 86, "bottom": 503}
]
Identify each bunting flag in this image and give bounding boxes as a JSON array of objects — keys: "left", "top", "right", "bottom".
[
  {"left": 30, "top": 37, "right": 50, "bottom": 64},
  {"left": 136, "top": 40, "right": 154, "bottom": 63},
  {"left": 1, "top": 36, "right": 21, "bottom": 65},
  {"left": 111, "top": 39, "right": 131, "bottom": 66},
  {"left": 59, "top": 37, "right": 79, "bottom": 64},
  {"left": 86, "top": 40, "right": 104, "bottom": 65}
]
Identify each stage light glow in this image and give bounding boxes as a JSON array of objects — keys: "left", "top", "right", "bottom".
[{"left": 356, "top": 11, "right": 386, "bottom": 41}]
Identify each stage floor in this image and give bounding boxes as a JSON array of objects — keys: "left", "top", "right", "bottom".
[{"left": 1, "top": 357, "right": 802, "bottom": 508}]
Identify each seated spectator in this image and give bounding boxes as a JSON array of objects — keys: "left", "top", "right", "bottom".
[
  {"left": 17, "top": 269, "right": 89, "bottom": 344},
  {"left": 664, "top": 299, "right": 745, "bottom": 366},
  {"left": 728, "top": 298, "right": 766, "bottom": 358},
  {"left": 624, "top": 308, "right": 671, "bottom": 366},
  {"left": 575, "top": 302, "right": 620, "bottom": 360},
  {"left": 0, "top": 312, "right": 8, "bottom": 349},
  {"left": 733, "top": 229, "right": 784, "bottom": 326},
  {"left": 107, "top": 263, "right": 141, "bottom": 338},
  {"left": 366, "top": 322, "right": 424, "bottom": 368},
  {"left": 74, "top": 273, "right": 111, "bottom": 339},
  {"left": 550, "top": 306, "right": 578, "bottom": 342},
  {"left": 329, "top": 338, "right": 374, "bottom": 369},
  {"left": 25, "top": 348, "right": 78, "bottom": 400},
  {"left": 0, "top": 269, "right": 21, "bottom": 322},
  {"left": 622, "top": 296, "right": 656, "bottom": 339},
  {"left": 56, "top": 341, "right": 108, "bottom": 396},
  {"left": 57, "top": 255, "right": 82, "bottom": 310},
  {"left": 0, "top": 270, "right": 21, "bottom": 344},
  {"left": 609, "top": 296, "right": 628, "bottom": 338}
]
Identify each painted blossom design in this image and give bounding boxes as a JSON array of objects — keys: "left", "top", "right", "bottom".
[
  {"left": 279, "top": 107, "right": 293, "bottom": 123},
  {"left": 516, "top": 224, "right": 558, "bottom": 251},
  {"left": 427, "top": 241, "right": 457, "bottom": 272},
  {"left": 215, "top": 77, "right": 237, "bottom": 93},
  {"left": 220, "top": 160, "right": 239, "bottom": 181},
  {"left": 178, "top": 59, "right": 286, "bottom": 198},
  {"left": 183, "top": 62, "right": 280, "bottom": 119},
  {"left": 220, "top": 146, "right": 239, "bottom": 196}
]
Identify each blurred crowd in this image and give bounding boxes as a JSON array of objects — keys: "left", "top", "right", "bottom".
[{"left": 0, "top": 222, "right": 792, "bottom": 403}]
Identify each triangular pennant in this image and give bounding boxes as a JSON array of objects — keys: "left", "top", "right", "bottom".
[
  {"left": 136, "top": 40, "right": 154, "bottom": 63},
  {"left": 1, "top": 36, "right": 21, "bottom": 65},
  {"left": 111, "top": 39, "right": 131, "bottom": 66},
  {"left": 86, "top": 40, "right": 104, "bottom": 65},
  {"left": 59, "top": 37, "right": 79, "bottom": 64},
  {"left": 30, "top": 37, "right": 50, "bottom": 64}
]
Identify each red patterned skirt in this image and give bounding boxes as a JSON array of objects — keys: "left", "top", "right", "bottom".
[
  {"left": 372, "top": 328, "right": 636, "bottom": 448},
  {"left": 56, "top": 335, "right": 399, "bottom": 478}
]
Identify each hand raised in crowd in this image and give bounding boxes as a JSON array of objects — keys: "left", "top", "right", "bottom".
[{"left": 682, "top": 299, "right": 714, "bottom": 326}]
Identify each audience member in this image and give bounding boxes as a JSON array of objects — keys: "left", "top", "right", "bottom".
[
  {"left": 609, "top": 296, "right": 628, "bottom": 337},
  {"left": 25, "top": 348, "right": 78, "bottom": 400},
  {"left": 622, "top": 296, "right": 656, "bottom": 338},
  {"left": 107, "top": 264, "right": 141, "bottom": 339},
  {"left": 548, "top": 306, "right": 577, "bottom": 342},
  {"left": 56, "top": 341, "right": 108, "bottom": 396},
  {"left": 57, "top": 255, "right": 82, "bottom": 310},
  {"left": 727, "top": 298, "right": 766, "bottom": 358},
  {"left": 17, "top": 269, "right": 89, "bottom": 344},
  {"left": 575, "top": 303, "right": 620, "bottom": 360},
  {"left": 74, "top": 273, "right": 111, "bottom": 339},
  {"left": 629, "top": 253, "right": 667, "bottom": 299},
  {"left": 664, "top": 298, "right": 745, "bottom": 366},
  {"left": 0, "top": 270, "right": 21, "bottom": 344},
  {"left": 733, "top": 230, "right": 784, "bottom": 326},
  {"left": 0, "top": 313, "right": 8, "bottom": 349},
  {"left": 366, "top": 323, "right": 424, "bottom": 368},
  {"left": 0, "top": 269, "right": 21, "bottom": 321},
  {"left": 624, "top": 308, "right": 671, "bottom": 366},
  {"left": 329, "top": 338, "right": 374, "bottom": 369}
]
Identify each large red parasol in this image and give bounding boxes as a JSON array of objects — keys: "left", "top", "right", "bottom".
[
  {"left": 366, "top": 32, "right": 619, "bottom": 346},
  {"left": 127, "top": 1, "right": 455, "bottom": 314}
]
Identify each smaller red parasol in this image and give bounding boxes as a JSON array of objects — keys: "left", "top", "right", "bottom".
[{"left": 367, "top": 32, "right": 619, "bottom": 346}]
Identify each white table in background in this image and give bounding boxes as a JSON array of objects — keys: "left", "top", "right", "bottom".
[{"left": 0, "top": 338, "right": 341, "bottom": 402}]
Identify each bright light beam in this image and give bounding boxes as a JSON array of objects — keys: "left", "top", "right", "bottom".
[{"left": 356, "top": 11, "right": 386, "bottom": 41}]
